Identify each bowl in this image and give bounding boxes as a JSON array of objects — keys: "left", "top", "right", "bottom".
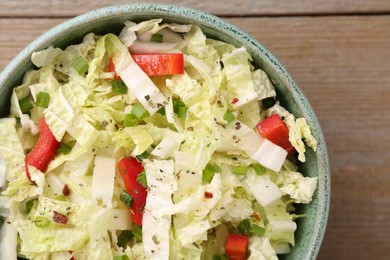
[{"left": 0, "top": 4, "right": 330, "bottom": 259}]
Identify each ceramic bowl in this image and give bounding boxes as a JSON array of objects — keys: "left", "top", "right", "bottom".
[{"left": 0, "top": 4, "right": 330, "bottom": 259}]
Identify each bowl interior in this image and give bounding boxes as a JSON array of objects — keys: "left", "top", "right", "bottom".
[{"left": 0, "top": 4, "right": 330, "bottom": 260}]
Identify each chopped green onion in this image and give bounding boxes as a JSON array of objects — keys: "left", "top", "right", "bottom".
[
  {"left": 25, "top": 198, "right": 38, "bottom": 214},
  {"left": 135, "top": 150, "right": 149, "bottom": 161},
  {"left": 262, "top": 97, "right": 276, "bottom": 109},
  {"left": 173, "top": 98, "right": 188, "bottom": 118},
  {"left": 131, "top": 104, "right": 149, "bottom": 120},
  {"left": 132, "top": 224, "right": 143, "bottom": 242},
  {"left": 136, "top": 170, "right": 148, "bottom": 188},
  {"left": 237, "top": 219, "right": 252, "bottom": 235},
  {"left": 173, "top": 98, "right": 185, "bottom": 110},
  {"left": 250, "top": 224, "right": 266, "bottom": 236},
  {"left": 113, "top": 255, "right": 130, "bottom": 260},
  {"left": 36, "top": 91, "right": 50, "bottom": 108},
  {"left": 34, "top": 216, "right": 51, "bottom": 228},
  {"left": 0, "top": 216, "right": 3, "bottom": 228},
  {"left": 55, "top": 195, "right": 66, "bottom": 201},
  {"left": 177, "top": 105, "right": 187, "bottom": 118},
  {"left": 57, "top": 143, "right": 72, "bottom": 155},
  {"left": 117, "top": 230, "right": 134, "bottom": 248},
  {"left": 19, "top": 97, "right": 33, "bottom": 113},
  {"left": 252, "top": 163, "right": 266, "bottom": 175},
  {"left": 120, "top": 191, "right": 133, "bottom": 209},
  {"left": 72, "top": 56, "right": 89, "bottom": 75},
  {"left": 232, "top": 165, "right": 248, "bottom": 175},
  {"left": 111, "top": 78, "right": 128, "bottom": 94},
  {"left": 123, "top": 114, "right": 138, "bottom": 127},
  {"left": 202, "top": 163, "right": 221, "bottom": 183},
  {"left": 151, "top": 33, "right": 163, "bottom": 43},
  {"left": 223, "top": 109, "right": 235, "bottom": 124},
  {"left": 212, "top": 254, "right": 229, "bottom": 260},
  {"left": 156, "top": 107, "right": 166, "bottom": 116}
]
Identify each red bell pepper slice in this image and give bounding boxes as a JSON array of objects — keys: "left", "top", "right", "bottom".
[
  {"left": 225, "top": 233, "right": 249, "bottom": 260},
  {"left": 256, "top": 114, "right": 295, "bottom": 156},
  {"left": 108, "top": 53, "right": 184, "bottom": 78},
  {"left": 118, "top": 156, "right": 147, "bottom": 226},
  {"left": 25, "top": 118, "right": 60, "bottom": 182}
]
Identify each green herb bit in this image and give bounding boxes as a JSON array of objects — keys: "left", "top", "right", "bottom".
[
  {"left": 132, "top": 224, "right": 143, "bottom": 242},
  {"left": 26, "top": 198, "right": 38, "bottom": 214},
  {"left": 131, "top": 104, "right": 149, "bottom": 120},
  {"left": 111, "top": 78, "right": 128, "bottom": 94},
  {"left": 123, "top": 114, "right": 138, "bottom": 127},
  {"left": 252, "top": 163, "right": 266, "bottom": 175},
  {"left": 0, "top": 216, "right": 3, "bottom": 228},
  {"left": 120, "top": 190, "right": 134, "bottom": 209},
  {"left": 232, "top": 165, "right": 248, "bottom": 175},
  {"left": 117, "top": 230, "right": 134, "bottom": 248},
  {"left": 19, "top": 97, "right": 33, "bottom": 113},
  {"left": 57, "top": 142, "right": 72, "bottom": 155},
  {"left": 136, "top": 170, "right": 148, "bottom": 188},
  {"left": 151, "top": 33, "right": 163, "bottom": 43},
  {"left": 237, "top": 219, "right": 252, "bottom": 235},
  {"left": 36, "top": 91, "right": 50, "bottom": 108},
  {"left": 250, "top": 224, "right": 266, "bottom": 236},
  {"left": 113, "top": 255, "right": 130, "bottom": 260},
  {"left": 72, "top": 56, "right": 89, "bottom": 75},
  {"left": 34, "top": 216, "right": 51, "bottom": 228},
  {"left": 223, "top": 109, "right": 235, "bottom": 124}
]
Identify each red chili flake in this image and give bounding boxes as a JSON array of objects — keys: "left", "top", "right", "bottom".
[
  {"left": 63, "top": 184, "right": 70, "bottom": 196},
  {"left": 231, "top": 98, "right": 239, "bottom": 104},
  {"left": 204, "top": 191, "right": 213, "bottom": 199},
  {"left": 53, "top": 211, "right": 68, "bottom": 224},
  {"left": 68, "top": 251, "right": 75, "bottom": 260}
]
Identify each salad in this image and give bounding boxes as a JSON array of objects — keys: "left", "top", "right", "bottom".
[{"left": 0, "top": 19, "right": 318, "bottom": 260}]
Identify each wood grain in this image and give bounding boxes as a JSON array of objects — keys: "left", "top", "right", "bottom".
[
  {"left": 1, "top": 11, "right": 390, "bottom": 260},
  {"left": 0, "top": 0, "right": 390, "bottom": 17}
]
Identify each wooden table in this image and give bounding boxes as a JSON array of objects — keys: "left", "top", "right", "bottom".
[{"left": 1, "top": 1, "right": 389, "bottom": 259}]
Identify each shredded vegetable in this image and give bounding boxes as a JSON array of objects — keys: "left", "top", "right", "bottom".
[{"left": 0, "top": 19, "right": 318, "bottom": 260}]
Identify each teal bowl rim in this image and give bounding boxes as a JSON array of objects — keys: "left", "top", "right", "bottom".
[{"left": 0, "top": 3, "right": 330, "bottom": 259}]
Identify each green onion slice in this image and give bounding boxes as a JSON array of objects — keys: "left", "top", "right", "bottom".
[
  {"left": 250, "top": 224, "right": 266, "bottom": 236},
  {"left": 111, "top": 78, "right": 128, "bottom": 94},
  {"left": 123, "top": 114, "right": 138, "bottom": 127},
  {"left": 25, "top": 198, "right": 38, "bottom": 214},
  {"left": 131, "top": 104, "right": 149, "bottom": 120},
  {"left": 135, "top": 150, "right": 149, "bottom": 162},
  {"left": 202, "top": 163, "right": 221, "bottom": 183},
  {"left": 57, "top": 143, "right": 72, "bottom": 155},
  {"left": 151, "top": 33, "right": 163, "bottom": 43},
  {"left": 232, "top": 165, "right": 248, "bottom": 175},
  {"left": 237, "top": 219, "right": 252, "bottom": 235},
  {"left": 252, "top": 163, "right": 266, "bottom": 175},
  {"left": 132, "top": 225, "right": 143, "bottom": 242},
  {"left": 113, "top": 255, "right": 130, "bottom": 260},
  {"left": 36, "top": 91, "right": 50, "bottom": 108},
  {"left": 19, "top": 97, "right": 33, "bottom": 113},
  {"left": 136, "top": 170, "right": 148, "bottom": 188},
  {"left": 117, "top": 230, "right": 134, "bottom": 248},
  {"left": 34, "top": 216, "right": 51, "bottom": 228},
  {"left": 120, "top": 191, "right": 133, "bottom": 209},
  {"left": 72, "top": 56, "right": 89, "bottom": 75},
  {"left": 223, "top": 109, "right": 235, "bottom": 124}
]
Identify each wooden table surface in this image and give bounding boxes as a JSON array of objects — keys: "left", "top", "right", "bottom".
[{"left": 1, "top": 1, "right": 389, "bottom": 259}]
